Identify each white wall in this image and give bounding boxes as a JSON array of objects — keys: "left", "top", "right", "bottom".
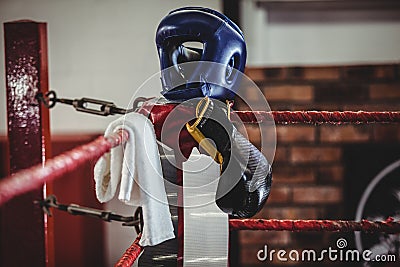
[
  {"left": 0, "top": 0, "right": 221, "bottom": 135},
  {"left": 241, "top": 0, "right": 400, "bottom": 66}
]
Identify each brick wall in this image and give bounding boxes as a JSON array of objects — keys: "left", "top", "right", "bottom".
[{"left": 236, "top": 64, "right": 400, "bottom": 266}]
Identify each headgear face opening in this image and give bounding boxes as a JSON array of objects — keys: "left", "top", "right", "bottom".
[{"left": 156, "top": 7, "right": 247, "bottom": 101}]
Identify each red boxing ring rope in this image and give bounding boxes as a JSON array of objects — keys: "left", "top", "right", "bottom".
[
  {"left": 113, "top": 219, "right": 400, "bottom": 266},
  {"left": 229, "top": 218, "right": 400, "bottom": 234},
  {"left": 235, "top": 111, "right": 400, "bottom": 124},
  {"left": 0, "top": 130, "right": 129, "bottom": 206},
  {"left": 115, "top": 234, "right": 143, "bottom": 267}
]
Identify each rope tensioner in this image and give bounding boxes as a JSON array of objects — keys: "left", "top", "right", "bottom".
[
  {"left": 36, "top": 91, "right": 151, "bottom": 116},
  {"left": 37, "top": 195, "right": 142, "bottom": 228},
  {"left": 36, "top": 195, "right": 144, "bottom": 235}
]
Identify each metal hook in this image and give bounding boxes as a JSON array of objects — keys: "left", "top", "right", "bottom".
[
  {"left": 35, "top": 90, "right": 58, "bottom": 108},
  {"left": 132, "top": 97, "right": 153, "bottom": 112},
  {"left": 133, "top": 207, "right": 144, "bottom": 234}
]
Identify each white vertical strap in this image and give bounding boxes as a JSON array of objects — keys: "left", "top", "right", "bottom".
[{"left": 183, "top": 149, "right": 229, "bottom": 267}]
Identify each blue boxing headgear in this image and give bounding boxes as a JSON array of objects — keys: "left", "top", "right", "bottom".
[{"left": 156, "top": 7, "right": 247, "bottom": 101}]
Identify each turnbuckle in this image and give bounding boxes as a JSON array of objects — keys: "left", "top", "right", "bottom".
[
  {"left": 36, "top": 90, "right": 151, "bottom": 116},
  {"left": 36, "top": 195, "right": 143, "bottom": 233}
]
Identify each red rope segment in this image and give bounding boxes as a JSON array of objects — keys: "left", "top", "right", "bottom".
[
  {"left": 114, "top": 234, "right": 143, "bottom": 267},
  {"left": 229, "top": 218, "right": 400, "bottom": 234},
  {"left": 0, "top": 130, "right": 129, "bottom": 206},
  {"left": 234, "top": 111, "right": 400, "bottom": 124}
]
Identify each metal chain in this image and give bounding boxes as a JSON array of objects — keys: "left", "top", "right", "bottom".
[
  {"left": 36, "top": 90, "right": 152, "bottom": 116},
  {"left": 36, "top": 195, "right": 143, "bottom": 233}
]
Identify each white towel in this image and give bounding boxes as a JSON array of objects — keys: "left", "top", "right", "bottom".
[{"left": 94, "top": 112, "right": 175, "bottom": 246}]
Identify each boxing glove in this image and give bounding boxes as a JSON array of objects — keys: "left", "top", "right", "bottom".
[{"left": 186, "top": 97, "right": 272, "bottom": 218}]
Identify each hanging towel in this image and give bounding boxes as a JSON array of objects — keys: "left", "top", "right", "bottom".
[{"left": 94, "top": 112, "right": 175, "bottom": 247}]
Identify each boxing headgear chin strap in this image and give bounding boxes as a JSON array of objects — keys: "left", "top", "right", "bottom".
[{"left": 156, "top": 7, "right": 247, "bottom": 101}]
